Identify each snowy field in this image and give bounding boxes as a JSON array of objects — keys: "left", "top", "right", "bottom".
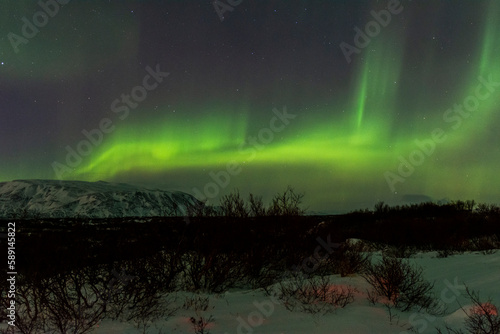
[{"left": 88, "top": 250, "right": 500, "bottom": 334}]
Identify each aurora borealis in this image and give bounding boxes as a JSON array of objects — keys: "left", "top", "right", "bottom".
[{"left": 1, "top": 1, "right": 500, "bottom": 212}]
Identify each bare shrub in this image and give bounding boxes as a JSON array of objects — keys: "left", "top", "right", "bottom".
[
  {"left": 362, "top": 256, "right": 438, "bottom": 313},
  {"left": 470, "top": 236, "right": 499, "bottom": 255},
  {"left": 366, "top": 288, "right": 379, "bottom": 305},
  {"left": 248, "top": 193, "right": 266, "bottom": 217},
  {"left": 4, "top": 257, "right": 179, "bottom": 334},
  {"left": 250, "top": 264, "right": 289, "bottom": 292},
  {"left": 241, "top": 248, "right": 290, "bottom": 290},
  {"left": 465, "top": 298, "right": 500, "bottom": 334},
  {"left": 299, "top": 240, "right": 369, "bottom": 278},
  {"left": 383, "top": 245, "right": 418, "bottom": 259},
  {"left": 475, "top": 203, "right": 500, "bottom": 216},
  {"left": 220, "top": 189, "right": 249, "bottom": 218},
  {"left": 184, "top": 294, "right": 214, "bottom": 334},
  {"left": 335, "top": 240, "right": 371, "bottom": 277},
  {"left": 181, "top": 251, "right": 245, "bottom": 293},
  {"left": 267, "top": 186, "right": 306, "bottom": 216},
  {"left": 3, "top": 275, "right": 46, "bottom": 334},
  {"left": 438, "top": 287, "right": 500, "bottom": 334},
  {"left": 190, "top": 315, "right": 214, "bottom": 334},
  {"left": 272, "top": 273, "right": 355, "bottom": 314},
  {"left": 42, "top": 270, "right": 107, "bottom": 334},
  {"left": 437, "top": 248, "right": 455, "bottom": 259},
  {"left": 374, "top": 201, "right": 390, "bottom": 216},
  {"left": 453, "top": 200, "right": 467, "bottom": 211},
  {"left": 110, "top": 290, "right": 177, "bottom": 334},
  {"left": 185, "top": 200, "right": 218, "bottom": 217},
  {"left": 437, "top": 240, "right": 469, "bottom": 258},
  {"left": 465, "top": 200, "right": 476, "bottom": 212},
  {"left": 183, "top": 294, "right": 211, "bottom": 312},
  {"left": 103, "top": 258, "right": 179, "bottom": 334},
  {"left": 2, "top": 268, "right": 110, "bottom": 334}
]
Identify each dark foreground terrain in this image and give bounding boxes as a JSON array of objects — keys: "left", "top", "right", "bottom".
[
  {"left": 3, "top": 202, "right": 500, "bottom": 280},
  {"left": 1, "top": 202, "right": 500, "bottom": 333}
]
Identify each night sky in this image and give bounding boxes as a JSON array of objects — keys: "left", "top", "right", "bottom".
[{"left": 1, "top": 0, "right": 499, "bottom": 212}]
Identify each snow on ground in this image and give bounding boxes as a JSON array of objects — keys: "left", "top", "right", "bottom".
[{"left": 91, "top": 250, "right": 500, "bottom": 334}]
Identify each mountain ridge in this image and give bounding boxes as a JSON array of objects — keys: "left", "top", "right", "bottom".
[{"left": 0, "top": 179, "right": 200, "bottom": 218}]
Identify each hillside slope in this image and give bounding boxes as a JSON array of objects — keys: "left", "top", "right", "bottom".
[{"left": 0, "top": 179, "right": 200, "bottom": 218}]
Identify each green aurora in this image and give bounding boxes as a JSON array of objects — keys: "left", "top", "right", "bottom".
[{"left": 2, "top": 1, "right": 500, "bottom": 212}]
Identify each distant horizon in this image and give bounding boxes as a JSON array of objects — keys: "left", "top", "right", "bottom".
[{"left": 2, "top": 178, "right": 497, "bottom": 216}]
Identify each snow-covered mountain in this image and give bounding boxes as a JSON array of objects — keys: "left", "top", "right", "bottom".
[{"left": 0, "top": 179, "right": 201, "bottom": 218}]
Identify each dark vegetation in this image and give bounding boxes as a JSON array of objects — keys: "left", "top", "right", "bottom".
[
  {"left": 362, "top": 255, "right": 439, "bottom": 313},
  {"left": 1, "top": 190, "right": 500, "bottom": 333},
  {"left": 437, "top": 287, "right": 500, "bottom": 334}
]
